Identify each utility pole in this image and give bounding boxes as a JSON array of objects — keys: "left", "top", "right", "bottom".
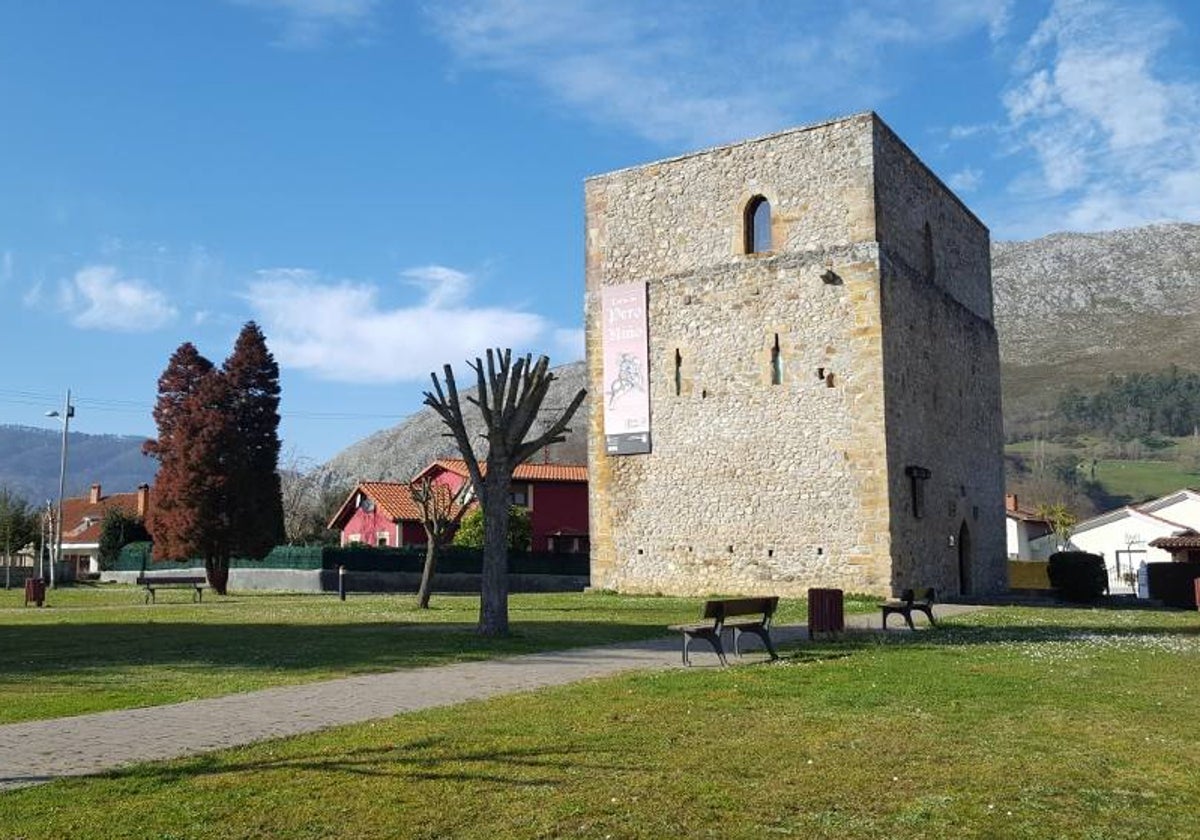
[{"left": 46, "top": 389, "right": 74, "bottom": 589}]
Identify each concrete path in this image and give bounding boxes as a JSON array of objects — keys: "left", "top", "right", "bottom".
[{"left": 0, "top": 605, "right": 980, "bottom": 791}]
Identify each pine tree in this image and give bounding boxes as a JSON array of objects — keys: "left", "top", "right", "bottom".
[{"left": 223, "top": 322, "right": 285, "bottom": 560}]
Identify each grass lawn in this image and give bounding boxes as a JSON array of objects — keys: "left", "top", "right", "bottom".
[
  {"left": 2, "top": 606, "right": 1197, "bottom": 838},
  {"left": 0, "top": 587, "right": 871, "bottom": 724},
  {"left": 1092, "top": 458, "right": 1200, "bottom": 503}
]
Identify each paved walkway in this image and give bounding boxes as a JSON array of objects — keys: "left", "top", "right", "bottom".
[{"left": 0, "top": 605, "right": 980, "bottom": 791}]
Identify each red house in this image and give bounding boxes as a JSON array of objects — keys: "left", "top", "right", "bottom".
[
  {"left": 327, "top": 481, "right": 460, "bottom": 548},
  {"left": 328, "top": 460, "right": 589, "bottom": 553},
  {"left": 414, "top": 460, "right": 589, "bottom": 554}
]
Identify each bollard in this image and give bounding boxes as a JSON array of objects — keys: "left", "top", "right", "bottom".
[{"left": 338, "top": 565, "right": 346, "bottom": 601}]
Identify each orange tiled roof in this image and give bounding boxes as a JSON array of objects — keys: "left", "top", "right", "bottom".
[
  {"left": 60, "top": 488, "right": 147, "bottom": 547},
  {"left": 429, "top": 459, "right": 587, "bottom": 483},
  {"left": 330, "top": 480, "right": 468, "bottom": 529}
]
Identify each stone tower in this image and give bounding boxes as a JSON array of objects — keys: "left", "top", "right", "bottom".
[{"left": 583, "top": 112, "right": 1005, "bottom": 598}]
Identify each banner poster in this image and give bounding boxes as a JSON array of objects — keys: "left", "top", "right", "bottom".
[{"left": 601, "top": 282, "right": 652, "bottom": 455}]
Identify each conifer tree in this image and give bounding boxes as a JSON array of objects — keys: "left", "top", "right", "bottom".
[
  {"left": 144, "top": 326, "right": 285, "bottom": 595},
  {"left": 223, "top": 322, "right": 285, "bottom": 559},
  {"left": 144, "top": 344, "right": 235, "bottom": 592}
]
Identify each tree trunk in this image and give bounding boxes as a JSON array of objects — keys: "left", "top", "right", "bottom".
[
  {"left": 416, "top": 539, "right": 438, "bottom": 609},
  {"left": 477, "top": 476, "right": 512, "bottom": 637},
  {"left": 205, "top": 556, "right": 229, "bottom": 596}
]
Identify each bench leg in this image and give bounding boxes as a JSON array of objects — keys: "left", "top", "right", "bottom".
[
  {"left": 193, "top": 586, "right": 203, "bottom": 603},
  {"left": 918, "top": 605, "right": 935, "bottom": 626},
  {"left": 904, "top": 609, "right": 916, "bottom": 631},
  {"left": 733, "top": 627, "right": 778, "bottom": 660},
  {"left": 145, "top": 588, "right": 155, "bottom": 604},
  {"left": 683, "top": 629, "right": 727, "bottom": 666}
]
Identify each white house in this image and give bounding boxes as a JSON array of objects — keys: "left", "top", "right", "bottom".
[
  {"left": 1138, "top": 489, "right": 1200, "bottom": 530},
  {"left": 1031, "top": 488, "right": 1200, "bottom": 595},
  {"left": 1005, "top": 494, "right": 1052, "bottom": 560}
]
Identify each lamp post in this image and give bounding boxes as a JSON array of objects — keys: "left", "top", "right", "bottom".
[{"left": 45, "top": 389, "right": 74, "bottom": 589}]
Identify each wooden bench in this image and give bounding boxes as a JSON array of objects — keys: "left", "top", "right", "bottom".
[
  {"left": 136, "top": 575, "right": 206, "bottom": 604},
  {"left": 881, "top": 587, "right": 937, "bottom": 630},
  {"left": 670, "top": 596, "right": 779, "bottom": 666}
]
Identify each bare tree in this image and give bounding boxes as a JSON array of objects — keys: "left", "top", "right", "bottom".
[
  {"left": 409, "top": 476, "right": 468, "bottom": 609},
  {"left": 424, "top": 349, "right": 586, "bottom": 636}
]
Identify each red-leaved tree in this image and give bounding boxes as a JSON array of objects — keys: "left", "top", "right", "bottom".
[{"left": 144, "top": 324, "right": 286, "bottom": 594}]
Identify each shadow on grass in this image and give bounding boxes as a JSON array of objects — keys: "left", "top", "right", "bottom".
[
  {"left": 98, "top": 735, "right": 634, "bottom": 788},
  {"left": 0, "top": 621, "right": 671, "bottom": 678}
]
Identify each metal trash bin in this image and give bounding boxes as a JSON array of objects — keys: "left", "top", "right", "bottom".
[
  {"left": 24, "top": 578, "right": 46, "bottom": 607},
  {"left": 808, "top": 587, "right": 844, "bottom": 636}
]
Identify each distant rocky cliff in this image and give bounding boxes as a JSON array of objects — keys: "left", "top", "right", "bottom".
[{"left": 992, "top": 221, "right": 1200, "bottom": 427}]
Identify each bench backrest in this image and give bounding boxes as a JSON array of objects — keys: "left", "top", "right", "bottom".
[
  {"left": 702, "top": 596, "right": 778, "bottom": 621},
  {"left": 899, "top": 587, "right": 936, "bottom": 604},
  {"left": 136, "top": 575, "right": 205, "bottom": 585}
]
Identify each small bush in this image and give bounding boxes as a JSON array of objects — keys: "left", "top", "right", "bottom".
[{"left": 1047, "top": 551, "right": 1108, "bottom": 602}]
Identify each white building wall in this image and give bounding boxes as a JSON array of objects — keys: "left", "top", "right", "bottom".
[
  {"left": 1145, "top": 496, "right": 1200, "bottom": 530},
  {"left": 1068, "top": 514, "right": 1178, "bottom": 594}
]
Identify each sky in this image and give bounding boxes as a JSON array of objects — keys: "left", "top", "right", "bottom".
[{"left": 2, "top": 0, "right": 1199, "bottom": 466}]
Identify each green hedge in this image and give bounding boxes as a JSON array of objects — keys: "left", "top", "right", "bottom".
[
  {"left": 115, "top": 542, "right": 588, "bottom": 576},
  {"left": 1047, "top": 551, "right": 1108, "bottom": 602}
]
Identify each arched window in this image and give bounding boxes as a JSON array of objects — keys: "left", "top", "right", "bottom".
[{"left": 744, "top": 195, "right": 772, "bottom": 254}]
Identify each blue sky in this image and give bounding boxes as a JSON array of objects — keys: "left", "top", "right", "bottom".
[{"left": 2, "top": 0, "right": 1198, "bottom": 466}]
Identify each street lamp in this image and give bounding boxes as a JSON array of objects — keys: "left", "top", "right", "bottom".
[{"left": 45, "top": 389, "right": 74, "bottom": 589}]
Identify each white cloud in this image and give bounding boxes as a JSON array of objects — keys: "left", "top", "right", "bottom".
[
  {"left": 1000, "top": 0, "right": 1200, "bottom": 232},
  {"left": 401, "top": 265, "right": 472, "bottom": 308},
  {"left": 231, "top": 0, "right": 378, "bottom": 47},
  {"left": 427, "top": 1, "right": 1010, "bottom": 148},
  {"left": 1, "top": 250, "right": 12, "bottom": 285},
  {"left": 947, "top": 167, "right": 983, "bottom": 193},
  {"left": 245, "top": 267, "right": 568, "bottom": 383},
  {"left": 57, "top": 265, "right": 178, "bottom": 332}
]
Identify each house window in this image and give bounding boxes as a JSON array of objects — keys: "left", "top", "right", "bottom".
[
  {"left": 744, "top": 195, "right": 772, "bottom": 254},
  {"left": 904, "top": 466, "right": 931, "bottom": 519},
  {"left": 770, "top": 334, "right": 782, "bottom": 385},
  {"left": 510, "top": 484, "right": 529, "bottom": 507},
  {"left": 376, "top": 531, "right": 389, "bottom": 547},
  {"left": 348, "top": 533, "right": 362, "bottom": 544}
]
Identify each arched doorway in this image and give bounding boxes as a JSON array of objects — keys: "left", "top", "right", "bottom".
[{"left": 957, "top": 521, "right": 972, "bottom": 596}]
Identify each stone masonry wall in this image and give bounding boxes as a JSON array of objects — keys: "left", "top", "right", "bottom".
[
  {"left": 872, "top": 122, "right": 1007, "bottom": 595},
  {"left": 585, "top": 114, "right": 895, "bottom": 595}
]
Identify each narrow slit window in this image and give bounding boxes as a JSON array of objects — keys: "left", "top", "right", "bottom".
[
  {"left": 744, "top": 196, "right": 772, "bottom": 253},
  {"left": 770, "top": 334, "right": 782, "bottom": 385},
  {"left": 674, "top": 349, "right": 682, "bottom": 396}
]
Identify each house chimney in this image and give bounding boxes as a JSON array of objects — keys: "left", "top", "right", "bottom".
[
  {"left": 1005, "top": 493, "right": 1018, "bottom": 512},
  {"left": 136, "top": 484, "right": 150, "bottom": 517},
  {"left": 90, "top": 483, "right": 102, "bottom": 504}
]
